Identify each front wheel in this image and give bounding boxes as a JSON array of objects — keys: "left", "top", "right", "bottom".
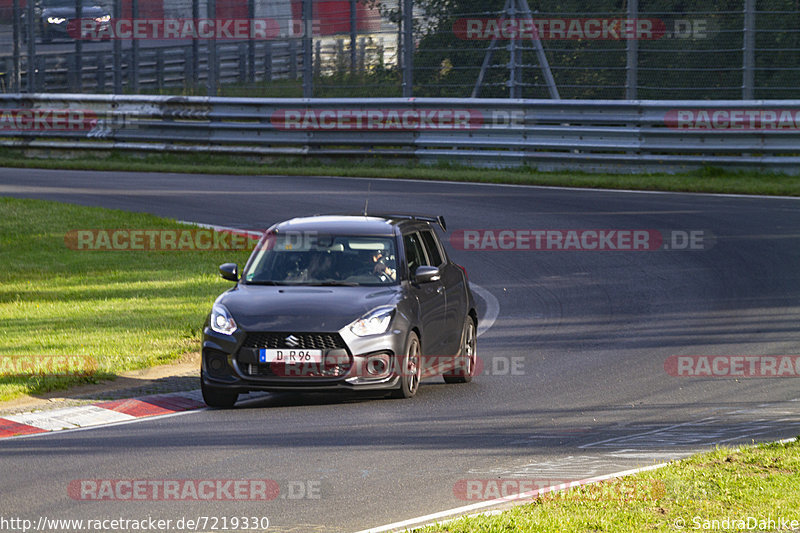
[
  {"left": 443, "top": 317, "right": 476, "bottom": 384},
  {"left": 390, "top": 332, "right": 421, "bottom": 399},
  {"left": 201, "top": 375, "right": 239, "bottom": 408}
]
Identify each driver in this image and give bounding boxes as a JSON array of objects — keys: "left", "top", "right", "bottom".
[{"left": 371, "top": 249, "right": 396, "bottom": 281}]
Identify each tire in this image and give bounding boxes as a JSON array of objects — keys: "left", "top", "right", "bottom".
[
  {"left": 390, "top": 332, "right": 421, "bottom": 399},
  {"left": 443, "top": 317, "right": 476, "bottom": 384},
  {"left": 201, "top": 375, "right": 239, "bottom": 408}
]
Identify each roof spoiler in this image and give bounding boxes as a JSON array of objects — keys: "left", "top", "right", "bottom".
[{"left": 373, "top": 214, "right": 447, "bottom": 232}]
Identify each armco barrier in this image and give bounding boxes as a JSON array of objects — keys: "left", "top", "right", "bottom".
[{"left": 2, "top": 94, "right": 800, "bottom": 173}]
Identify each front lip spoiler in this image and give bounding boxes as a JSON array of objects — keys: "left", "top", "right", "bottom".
[{"left": 202, "top": 373, "right": 400, "bottom": 393}]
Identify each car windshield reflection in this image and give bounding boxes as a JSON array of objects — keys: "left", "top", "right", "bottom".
[{"left": 243, "top": 234, "right": 398, "bottom": 286}]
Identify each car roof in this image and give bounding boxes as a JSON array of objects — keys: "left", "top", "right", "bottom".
[
  {"left": 273, "top": 215, "right": 398, "bottom": 236},
  {"left": 271, "top": 215, "right": 443, "bottom": 236}
]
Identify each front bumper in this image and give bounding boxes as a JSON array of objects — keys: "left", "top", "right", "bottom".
[{"left": 202, "top": 326, "right": 408, "bottom": 393}]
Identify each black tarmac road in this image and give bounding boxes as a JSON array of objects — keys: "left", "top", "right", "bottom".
[{"left": 1, "top": 168, "right": 799, "bottom": 532}]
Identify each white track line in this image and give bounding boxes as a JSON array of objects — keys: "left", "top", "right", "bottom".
[
  {"left": 355, "top": 435, "right": 800, "bottom": 533},
  {"left": 352, "top": 462, "right": 669, "bottom": 533},
  {"left": 284, "top": 174, "right": 800, "bottom": 201},
  {"left": 469, "top": 283, "right": 498, "bottom": 337}
]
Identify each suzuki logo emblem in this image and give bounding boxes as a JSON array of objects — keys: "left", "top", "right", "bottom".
[{"left": 285, "top": 335, "right": 301, "bottom": 348}]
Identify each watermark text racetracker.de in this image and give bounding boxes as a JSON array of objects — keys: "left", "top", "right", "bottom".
[
  {"left": 453, "top": 17, "right": 711, "bottom": 40},
  {"left": 665, "top": 355, "right": 800, "bottom": 377},
  {"left": 69, "top": 478, "right": 321, "bottom": 501},
  {"left": 450, "top": 229, "right": 711, "bottom": 251},
  {"left": 262, "top": 354, "right": 525, "bottom": 378},
  {"left": 0, "top": 515, "right": 270, "bottom": 532},
  {"left": 0, "top": 355, "right": 97, "bottom": 377},
  {"left": 454, "top": 478, "right": 666, "bottom": 502},
  {"left": 665, "top": 108, "right": 800, "bottom": 130},
  {"left": 0, "top": 108, "right": 140, "bottom": 137},
  {"left": 64, "top": 229, "right": 262, "bottom": 251}
]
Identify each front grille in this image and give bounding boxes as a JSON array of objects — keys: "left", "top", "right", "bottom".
[
  {"left": 242, "top": 361, "right": 351, "bottom": 378},
  {"left": 242, "top": 332, "right": 347, "bottom": 350}
]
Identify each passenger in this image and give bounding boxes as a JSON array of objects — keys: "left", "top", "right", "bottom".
[{"left": 371, "top": 249, "right": 396, "bottom": 281}]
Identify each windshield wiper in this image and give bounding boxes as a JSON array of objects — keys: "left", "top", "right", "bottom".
[
  {"left": 243, "top": 280, "right": 287, "bottom": 285},
  {"left": 307, "top": 281, "right": 359, "bottom": 286}
]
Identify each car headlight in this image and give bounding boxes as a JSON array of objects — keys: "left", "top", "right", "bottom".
[
  {"left": 210, "top": 304, "right": 237, "bottom": 335},
  {"left": 95, "top": 15, "right": 110, "bottom": 23},
  {"left": 349, "top": 306, "right": 395, "bottom": 337},
  {"left": 47, "top": 16, "right": 66, "bottom": 24}
]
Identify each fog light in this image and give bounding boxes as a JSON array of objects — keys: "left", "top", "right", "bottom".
[
  {"left": 210, "top": 357, "right": 224, "bottom": 371},
  {"left": 366, "top": 355, "right": 390, "bottom": 376}
]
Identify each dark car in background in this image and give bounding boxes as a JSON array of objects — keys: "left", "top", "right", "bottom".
[
  {"left": 201, "top": 214, "right": 478, "bottom": 407},
  {"left": 22, "top": 0, "right": 110, "bottom": 43}
]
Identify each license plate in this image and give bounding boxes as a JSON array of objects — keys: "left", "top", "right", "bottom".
[{"left": 259, "top": 349, "right": 323, "bottom": 364}]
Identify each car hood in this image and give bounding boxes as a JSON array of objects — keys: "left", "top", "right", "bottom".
[
  {"left": 216, "top": 284, "right": 403, "bottom": 332},
  {"left": 43, "top": 6, "right": 107, "bottom": 17}
]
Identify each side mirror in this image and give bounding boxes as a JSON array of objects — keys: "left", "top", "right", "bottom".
[
  {"left": 414, "top": 266, "right": 440, "bottom": 284},
  {"left": 219, "top": 263, "right": 239, "bottom": 282}
]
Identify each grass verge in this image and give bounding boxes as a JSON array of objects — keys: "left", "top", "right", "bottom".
[
  {"left": 1, "top": 149, "right": 800, "bottom": 196},
  {"left": 419, "top": 439, "right": 800, "bottom": 533},
  {"left": 0, "top": 197, "right": 253, "bottom": 402}
]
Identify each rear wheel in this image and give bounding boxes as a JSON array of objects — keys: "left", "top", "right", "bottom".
[
  {"left": 201, "top": 374, "right": 239, "bottom": 408},
  {"left": 444, "top": 317, "right": 476, "bottom": 384},
  {"left": 390, "top": 332, "right": 421, "bottom": 399}
]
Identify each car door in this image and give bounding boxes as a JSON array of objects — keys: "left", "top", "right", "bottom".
[
  {"left": 420, "top": 228, "right": 465, "bottom": 356},
  {"left": 404, "top": 231, "right": 447, "bottom": 359}
]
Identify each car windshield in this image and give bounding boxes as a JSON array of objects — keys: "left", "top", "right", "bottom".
[{"left": 242, "top": 233, "right": 398, "bottom": 286}]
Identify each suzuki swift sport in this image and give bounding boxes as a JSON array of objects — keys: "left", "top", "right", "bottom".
[{"left": 201, "top": 214, "right": 477, "bottom": 407}]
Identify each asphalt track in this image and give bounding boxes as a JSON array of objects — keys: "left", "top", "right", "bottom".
[{"left": 1, "top": 168, "right": 800, "bottom": 532}]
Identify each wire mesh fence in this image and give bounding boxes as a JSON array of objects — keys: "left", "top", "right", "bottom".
[{"left": 0, "top": 0, "right": 798, "bottom": 99}]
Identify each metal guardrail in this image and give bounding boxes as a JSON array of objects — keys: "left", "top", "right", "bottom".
[
  {"left": 2, "top": 94, "right": 800, "bottom": 173},
  {"left": 0, "top": 41, "right": 304, "bottom": 93}
]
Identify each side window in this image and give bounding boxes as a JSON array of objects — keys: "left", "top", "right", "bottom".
[
  {"left": 420, "top": 230, "right": 444, "bottom": 267},
  {"left": 403, "top": 233, "right": 426, "bottom": 275}
]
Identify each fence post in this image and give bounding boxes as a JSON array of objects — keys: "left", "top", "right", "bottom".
[
  {"left": 743, "top": 0, "right": 755, "bottom": 99},
  {"left": 239, "top": 42, "right": 248, "bottom": 83},
  {"left": 155, "top": 48, "right": 164, "bottom": 91},
  {"left": 302, "top": 0, "right": 313, "bottom": 97},
  {"left": 131, "top": 0, "right": 139, "bottom": 92},
  {"left": 208, "top": 0, "right": 218, "bottom": 95},
  {"left": 191, "top": 0, "right": 199, "bottom": 90},
  {"left": 314, "top": 40, "right": 321, "bottom": 78},
  {"left": 26, "top": 0, "right": 35, "bottom": 92},
  {"left": 289, "top": 40, "right": 298, "bottom": 80},
  {"left": 626, "top": 0, "right": 638, "bottom": 99},
  {"left": 507, "top": 1, "right": 518, "bottom": 98},
  {"left": 248, "top": 0, "right": 256, "bottom": 83},
  {"left": 401, "top": 0, "right": 413, "bottom": 96},
  {"left": 36, "top": 55, "right": 46, "bottom": 91},
  {"left": 350, "top": 0, "right": 357, "bottom": 77},
  {"left": 358, "top": 36, "right": 365, "bottom": 74},
  {"left": 12, "top": 0, "right": 21, "bottom": 92},
  {"left": 113, "top": 0, "right": 121, "bottom": 93},
  {"left": 96, "top": 52, "right": 106, "bottom": 92},
  {"left": 264, "top": 42, "right": 272, "bottom": 81},
  {"left": 74, "top": 0, "right": 83, "bottom": 92}
]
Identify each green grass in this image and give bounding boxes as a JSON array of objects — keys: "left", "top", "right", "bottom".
[
  {"left": 2, "top": 148, "right": 799, "bottom": 196},
  {"left": 0, "top": 197, "right": 254, "bottom": 401},
  {"left": 420, "top": 439, "right": 800, "bottom": 532}
]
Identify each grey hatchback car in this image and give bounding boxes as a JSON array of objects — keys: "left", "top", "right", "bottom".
[{"left": 201, "top": 214, "right": 477, "bottom": 407}]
